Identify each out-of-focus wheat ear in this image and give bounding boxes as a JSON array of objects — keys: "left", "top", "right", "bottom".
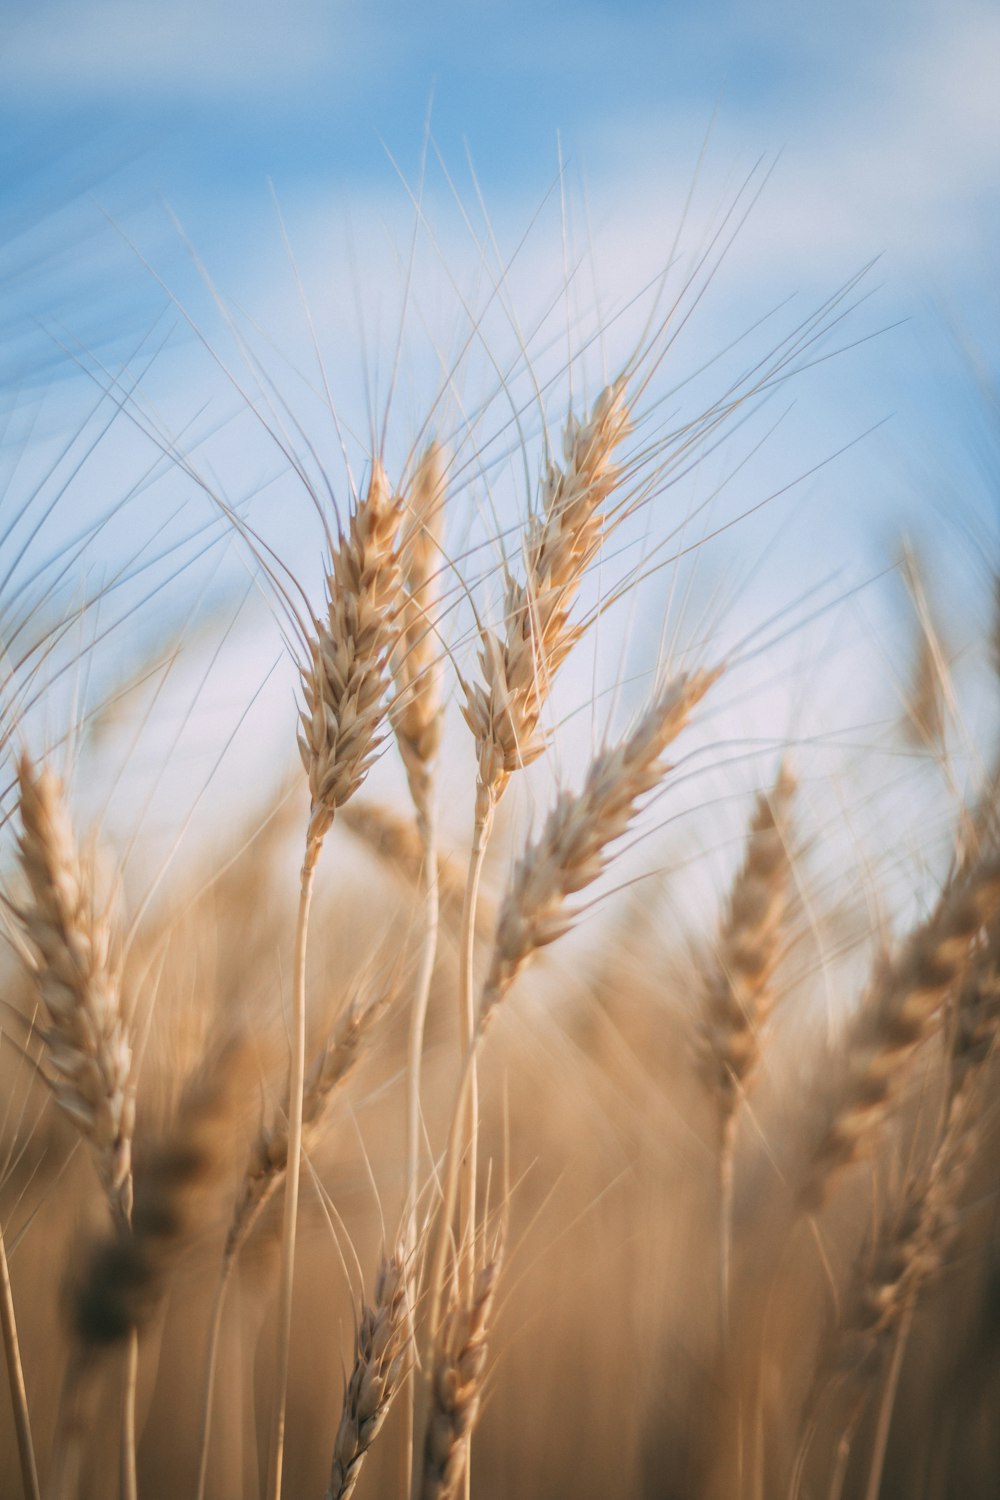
[
  {"left": 481, "top": 667, "right": 722, "bottom": 1019},
  {"left": 461, "top": 377, "right": 633, "bottom": 824},
  {"left": 797, "top": 851, "right": 1000, "bottom": 1215},
  {"left": 51, "top": 1036, "right": 250, "bottom": 1500},
  {"left": 15, "top": 754, "right": 134, "bottom": 1226},
  {"left": 225, "top": 987, "right": 388, "bottom": 1269},
  {"left": 325, "top": 1248, "right": 410, "bottom": 1500},
  {"left": 73, "top": 1033, "right": 251, "bottom": 1350},
  {"left": 419, "top": 1253, "right": 500, "bottom": 1500},
  {"left": 390, "top": 442, "right": 446, "bottom": 827},
  {"left": 699, "top": 765, "right": 796, "bottom": 1134},
  {"left": 340, "top": 800, "right": 492, "bottom": 938},
  {"left": 698, "top": 765, "right": 795, "bottom": 1337},
  {"left": 898, "top": 543, "right": 950, "bottom": 756}
]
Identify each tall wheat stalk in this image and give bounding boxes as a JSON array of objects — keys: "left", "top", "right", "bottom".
[
  {"left": 270, "top": 460, "right": 403, "bottom": 1500},
  {"left": 455, "top": 378, "right": 633, "bottom": 1300},
  {"left": 389, "top": 442, "right": 447, "bottom": 1498},
  {"left": 0, "top": 1221, "right": 39, "bottom": 1500}
]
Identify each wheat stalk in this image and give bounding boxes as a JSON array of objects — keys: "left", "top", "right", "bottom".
[
  {"left": 272, "top": 459, "right": 405, "bottom": 1500},
  {"left": 389, "top": 443, "right": 448, "bottom": 1499}
]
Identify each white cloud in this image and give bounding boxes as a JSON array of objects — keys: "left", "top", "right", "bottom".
[{"left": 0, "top": 0, "right": 372, "bottom": 97}]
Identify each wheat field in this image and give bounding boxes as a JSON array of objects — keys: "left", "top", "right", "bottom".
[{"left": 1, "top": 171, "right": 999, "bottom": 1500}]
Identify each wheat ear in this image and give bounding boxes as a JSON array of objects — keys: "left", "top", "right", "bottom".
[
  {"left": 15, "top": 754, "right": 138, "bottom": 1500},
  {"left": 271, "top": 460, "right": 404, "bottom": 1500},
  {"left": 428, "top": 667, "right": 722, "bottom": 1342},
  {"left": 325, "top": 1248, "right": 410, "bottom": 1500},
  {"left": 698, "top": 765, "right": 795, "bottom": 1334},
  {"left": 15, "top": 755, "right": 133, "bottom": 1225},
  {"left": 461, "top": 377, "right": 633, "bottom": 819},
  {"left": 798, "top": 850, "right": 1000, "bottom": 1213},
  {"left": 420, "top": 1255, "right": 500, "bottom": 1500},
  {"left": 481, "top": 667, "right": 722, "bottom": 1016}
]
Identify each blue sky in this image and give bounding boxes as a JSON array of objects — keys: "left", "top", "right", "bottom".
[{"left": 3, "top": 0, "right": 999, "bottom": 838}]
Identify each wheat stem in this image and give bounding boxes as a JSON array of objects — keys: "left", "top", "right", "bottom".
[
  {"left": 0, "top": 1222, "right": 40, "bottom": 1500},
  {"left": 403, "top": 810, "right": 440, "bottom": 1500},
  {"left": 268, "top": 847, "right": 317, "bottom": 1500},
  {"left": 120, "top": 1331, "right": 138, "bottom": 1500},
  {"left": 864, "top": 1295, "right": 915, "bottom": 1500},
  {"left": 193, "top": 1263, "right": 233, "bottom": 1500},
  {"left": 457, "top": 817, "right": 489, "bottom": 1305}
]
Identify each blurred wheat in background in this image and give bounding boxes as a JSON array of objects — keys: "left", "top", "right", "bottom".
[{"left": 3, "top": 10, "right": 1000, "bottom": 1495}]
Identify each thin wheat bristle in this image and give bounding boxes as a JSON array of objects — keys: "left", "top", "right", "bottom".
[
  {"left": 699, "top": 765, "right": 796, "bottom": 1131},
  {"left": 324, "top": 1248, "right": 409, "bottom": 1500},
  {"left": 420, "top": 1256, "right": 500, "bottom": 1500},
  {"left": 481, "top": 667, "right": 721, "bottom": 1020},
  {"left": 390, "top": 443, "right": 446, "bottom": 823},
  {"left": 462, "top": 378, "right": 632, "bottom": 817},
  {"left": 15, "top": 754, "right": 133, "bottom": 1222},
  {"left": 299, "top": 461, "right": 405, "bottom": 852},
  {"left": 798, "top": 852, "right": 1000, "bottom": 1212}
]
